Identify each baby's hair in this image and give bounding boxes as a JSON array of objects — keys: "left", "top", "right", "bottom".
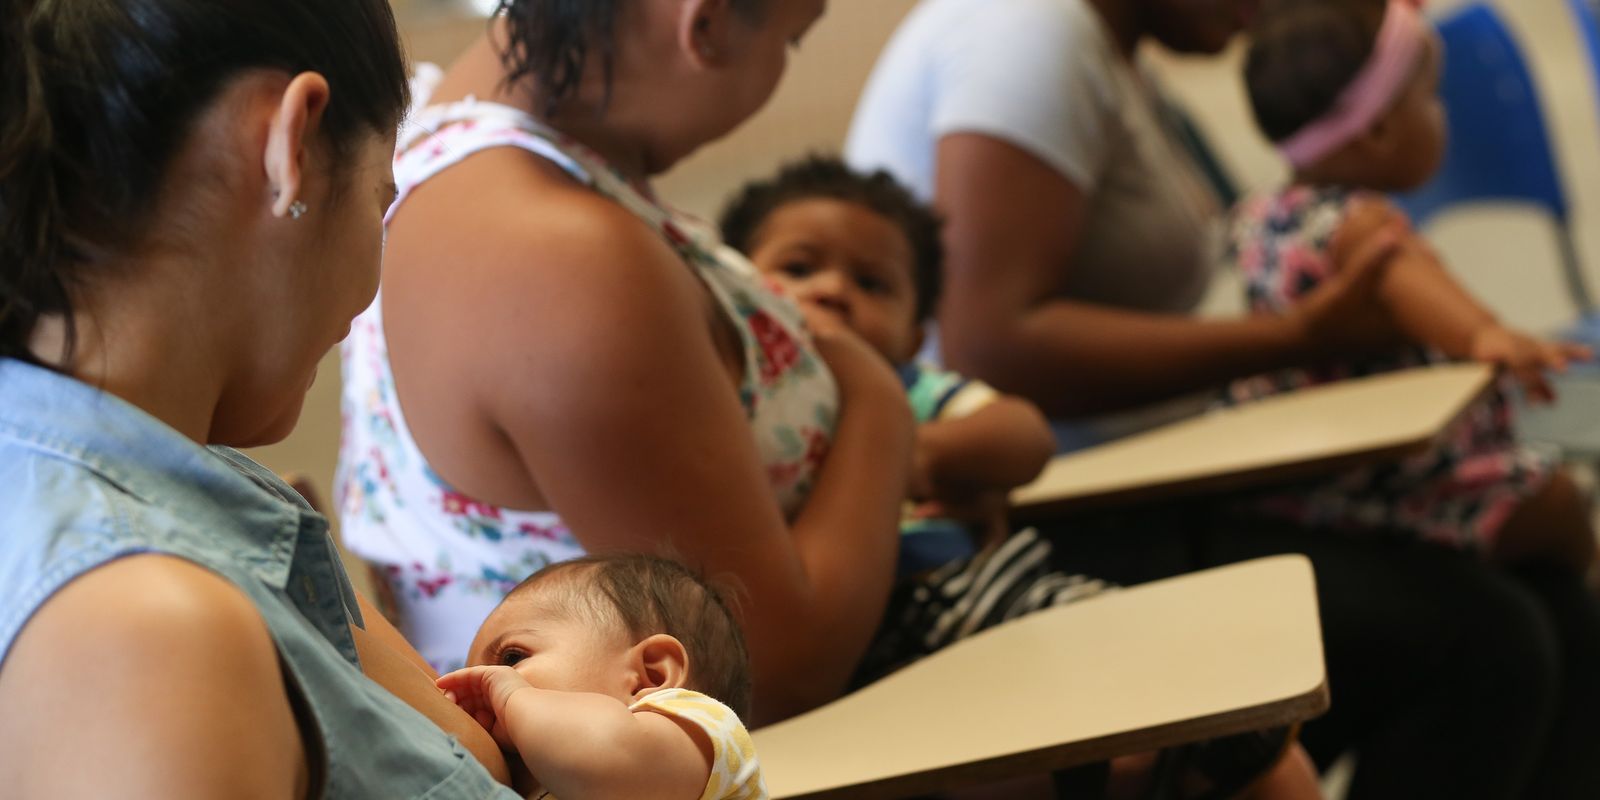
[
  {"left": 719, "top": 154, "right": 946, "bottom": 323},
  {"left": 509, "top": 554, "right": 753, "bottom": 718},
  {"left": 1245, "top": 0, "right": 1390, "bottom": 143},
  {"left": 495, "top": 0, "right": 768, "bottom": 116}
]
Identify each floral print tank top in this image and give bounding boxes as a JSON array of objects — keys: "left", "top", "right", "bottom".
[{"left": 337, "top": 66, "right": 838, "bottom": 671}]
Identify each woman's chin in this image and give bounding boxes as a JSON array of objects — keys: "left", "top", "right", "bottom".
[{"left": 213, "top": 394, "right": 308, "bottom": 449}]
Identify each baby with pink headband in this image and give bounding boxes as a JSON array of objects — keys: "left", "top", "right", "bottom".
[{"left": 1223, "top": 0, "right": 1596, "bottom": 574}]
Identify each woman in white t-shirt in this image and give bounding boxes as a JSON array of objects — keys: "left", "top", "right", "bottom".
[
  {"left": 847, "top": 0, "right": 1397, "bottom": 449},
  {"left": 848, "top": 1, "right": 1598, "bottom": 797}
]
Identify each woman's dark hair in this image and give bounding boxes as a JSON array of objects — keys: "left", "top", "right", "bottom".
[
  {"left": 509, "top": 554, "right": 754, "bottom": 718},
  {"left": 1245, "top": 0, "right": 1388, "bottom": 143},
  {"left": 0, "top": 0, "right": 409, "bottom": 363},
  {"left": 720, "top": 154, "right": 946, "bottom": 323},
  {"left": 496, "top": 0, "right": 766, "bottom": 115}
]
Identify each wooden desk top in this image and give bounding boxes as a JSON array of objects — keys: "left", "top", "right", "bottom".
[
  {"left": 1012, "top": 364, "right": 1495, "bottom": 519},
  {"left": 753, "top": 556, "right": 1329, "bottom": 799}
]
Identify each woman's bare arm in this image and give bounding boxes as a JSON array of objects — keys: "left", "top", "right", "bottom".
[
  {"left": 0, "top": 556, "right": 307, "bottom": 798},
  {"left": 935, "top": 133, "right": 1403, "bottom": 418}
]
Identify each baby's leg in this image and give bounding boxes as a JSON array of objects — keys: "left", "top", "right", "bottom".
[
  {"left": 1240, "top": 745, "right": 1324, "bottom": 800},
  {"left": 1491, "top": 469, "right": 1597, "bottom": 575},
  {"left": 938, "top": 773, "right": 1055, "bottom": 799},
  {"left": 1101, "top": 743, "right": 1323, "bottom": 799}
]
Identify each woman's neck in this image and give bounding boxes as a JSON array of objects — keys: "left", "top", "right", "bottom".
[
  {"left": 1085, "top": 0, "right": 1144, "bottom": 58},
  {"left": 543, "top": 112, "right": 654, "bottom": 186},
  {"left": 443, "top": 28, "right": 656, "bottom": 185},
  {"left": 31, "top": 262, "right": 227, "bottom": 444}
]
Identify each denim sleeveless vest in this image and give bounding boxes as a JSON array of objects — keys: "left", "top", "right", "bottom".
[{"left": 0, "top": 358, "right": 516, "bottom": 798}]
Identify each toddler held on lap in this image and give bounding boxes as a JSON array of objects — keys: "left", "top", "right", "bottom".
[
  {"left": 720, "top": 156, "right": 1321, "bottom": 800},
  {"left": 438, "top": 555, "right": 766, "bottom": 800},
  {"left": 1230, "top": 0, "right": 1595, "bottom": 574},
  {"left": 720, "top": 156, "right": 1056, "bottom": 576}
]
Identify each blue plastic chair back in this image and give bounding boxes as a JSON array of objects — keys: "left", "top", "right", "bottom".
[
  {"left": 1396, "top": 3, "right": 1569, "bottom": 226},
  {"left": 1572, "top": 0, "right": 1600, "bottom": 82}
]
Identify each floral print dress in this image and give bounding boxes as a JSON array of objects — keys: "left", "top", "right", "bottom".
[
  {"left": 1222, "top": 185, "right": 1551, "bottom": 551},
  {"left": 337, "top": 66, "right": 839, "bottom": 671}
]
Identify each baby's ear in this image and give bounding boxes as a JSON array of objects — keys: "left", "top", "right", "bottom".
[{"left": 628, "top": 634, "right": 690, "bottom": 699}]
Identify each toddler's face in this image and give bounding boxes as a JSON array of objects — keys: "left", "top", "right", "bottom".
[
  {"left": 748, "top": 198, "right": 922, "bottom": 363},
  {"left": 1377, "top": 32, "right": 1447, "bottom": 191},
  {"left": 467, "top": 591, "right": 637, "bottom": 703}
]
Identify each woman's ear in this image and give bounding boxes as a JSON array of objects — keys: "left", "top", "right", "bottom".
[
  {"left": 1349, "top": 101, "right": 1410, "bottom": 162},
  {"left": 677, "top": 0, "right": 737, "bottom": 69},
  {"left": 627, "top": 634, "right": 691, "bottom": 699},
  {"left": 263, "top": 72, "right": 331, "bottom": 218}
]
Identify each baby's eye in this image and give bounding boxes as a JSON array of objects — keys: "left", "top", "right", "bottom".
[
  {"left": 497, "top": 648, "right": 528, "bottom": 667},
  {"left": 857, "top": 275, "right": 889, "bottom": 294},
  {"left": 781, "top": 262, "right": 814, "bottom": 278}
]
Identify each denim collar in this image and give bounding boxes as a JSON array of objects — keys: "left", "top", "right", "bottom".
[{"left": 0, "top": 357, "right": 319, "bottom": 589}]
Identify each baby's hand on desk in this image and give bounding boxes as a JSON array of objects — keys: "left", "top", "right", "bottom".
[
  {"left": 437, "top": 665, "right": 528, "bottom": 748},
  {"left": 910, "top": 490, "right": 1010, "bottom": 548},
  {"left": 1470, "top": 326, "right": 1593, "bottom": 403}
]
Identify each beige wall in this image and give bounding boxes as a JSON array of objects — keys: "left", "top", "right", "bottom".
[{"left": 251, "top": 0, "right": 1600, "bottom": 504}]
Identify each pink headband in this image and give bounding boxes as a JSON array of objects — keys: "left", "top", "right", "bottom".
[{"left": 1276, "top": 0, "right": 1428, "bottom": 169}]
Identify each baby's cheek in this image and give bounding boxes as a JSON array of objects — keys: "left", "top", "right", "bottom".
[{"left": 760, "top": 274, "right": 798, "bottom": 298}]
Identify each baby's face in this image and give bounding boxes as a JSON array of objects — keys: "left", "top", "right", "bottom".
[
  {"left": 748, "top": 198, "right": 922, "bottom": 364},
  {"left": 467, "top": 591, "right": 637, "bottom": 703}
]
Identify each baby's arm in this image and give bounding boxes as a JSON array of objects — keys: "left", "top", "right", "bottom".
[
  {"left": 1337, "top": 199, "right": 1588, "bottom": 399},
  {"left": 437, "top": 666, "right": 712, "bottom": 800},
  {"left": 914, "top": 394, "right": 1054, "bottom": 495},
  {"left": 1340, "top": 199, "right": 1492, "bottom": 359},
  {"left": 910, "top": 394, "right": 1054, "bottom": 550}
]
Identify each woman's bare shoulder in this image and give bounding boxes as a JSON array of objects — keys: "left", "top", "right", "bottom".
[
  {"left": 0, "top": 555, "right": 307, "bottom": 796},
  {"left": 391, "top": 154, "right": 698, "bottom": 309},
  {"left": 385, "top": 153, "right": 712, "bottom": 368},
  {"left": 17, "top": 554, "right": 277, "bottom": 652}
]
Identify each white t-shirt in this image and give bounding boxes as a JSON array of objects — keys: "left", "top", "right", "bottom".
[{"left": 846, "top": 0, "right": 1220, "bottom": 449}]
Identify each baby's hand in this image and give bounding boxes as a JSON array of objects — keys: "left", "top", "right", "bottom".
[
  {"left": 1470, "top": 326, "right": 1593, "bottom": 404},
  {"left": 436, "top": 665, "right": 531, "bottom": 748},
  {"left": 910, "top": 489, "right": 1009, "bottom": 547},
  {"left": 802, "top": 304, "right": 909, "bottom": 410}
]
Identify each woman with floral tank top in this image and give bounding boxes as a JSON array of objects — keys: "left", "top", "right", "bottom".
[{"left": 339, "top": 0, "right": 918, "bottom": 722}]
